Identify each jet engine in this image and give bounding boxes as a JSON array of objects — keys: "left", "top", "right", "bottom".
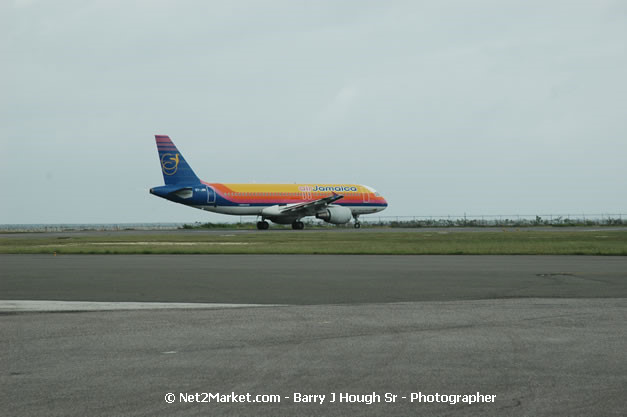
[{"left": 315, "top": 206, "right": 352, "bottom": 224}]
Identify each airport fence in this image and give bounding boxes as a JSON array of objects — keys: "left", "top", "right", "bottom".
[
  {"left": 354, "top": 213, "right": 626, "bottom": 227},
  {"left": 0, "top": 223, "right": 185, "bottom": 232},
  {"left": 2, "top": 214, "right": 626, "bottom": 232}
]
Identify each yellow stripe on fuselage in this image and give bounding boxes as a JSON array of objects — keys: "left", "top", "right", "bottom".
[{"left": 220, "top": 184, "right": 363, "bottom": 193}]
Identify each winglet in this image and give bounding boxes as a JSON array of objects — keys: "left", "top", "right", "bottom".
[{"left": 330, "top": 192, "right": 344, "bottom": 203}]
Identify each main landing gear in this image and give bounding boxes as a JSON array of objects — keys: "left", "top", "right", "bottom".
[{"left": 256, "top": 220, "right": 305, "bottom": 230}]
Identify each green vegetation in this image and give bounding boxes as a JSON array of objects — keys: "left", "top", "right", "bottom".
[
  {"left": 368, "top": 216, "right": 626, "bottom": 228},
  {"left": 1, "top": 230, "right": 626, "bottom": 255},
  {"left": 181, "top": 221, "right": 337, "bottom": 229},
  {"left": 181, "top": 216, "right": 626, "bottom": 230},
  {"left": 181, "top": 222, "right": 256, "bottom": 229}
]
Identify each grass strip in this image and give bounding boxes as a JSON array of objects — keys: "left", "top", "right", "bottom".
[{"left": 0, "top": 230, "right": 626, "bottom": 255}]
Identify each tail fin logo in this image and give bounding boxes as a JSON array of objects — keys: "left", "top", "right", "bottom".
[{"left": 161, "top": 153, "right": 180, "bottom": 175}]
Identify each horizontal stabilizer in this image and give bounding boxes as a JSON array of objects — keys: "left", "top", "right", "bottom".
[{"left": 150, "top": 185, "right": 193, "bottom": 199}]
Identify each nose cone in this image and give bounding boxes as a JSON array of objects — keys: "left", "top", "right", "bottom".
[{"left": 379, "top": 195, "right": 388, "bottom": 211}]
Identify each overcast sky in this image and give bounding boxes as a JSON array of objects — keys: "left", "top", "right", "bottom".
[{"left": 2, "top": 0, "right": 626, "bottom": 223}]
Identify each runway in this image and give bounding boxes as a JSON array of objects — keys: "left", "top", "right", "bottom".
[
  {"left": 2, "top": 254, "right": 627, "bottom": 416},
  {"left": 2, "top": 255, "right": 627, "bottom": 304}
]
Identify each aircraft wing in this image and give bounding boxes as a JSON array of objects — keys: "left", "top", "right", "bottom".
[{"left": 279, "top": 192, "right": 344, "bottom": 216}]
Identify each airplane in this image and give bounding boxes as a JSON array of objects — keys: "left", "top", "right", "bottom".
[{"left": 149, "top": 135, "right": 388, "bottom": 229}]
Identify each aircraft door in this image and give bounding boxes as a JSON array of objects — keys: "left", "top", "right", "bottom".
[
  {"left": 206, "top": 186, "right": 216, "bottom": 205},
  {"left": 300, "top": 186, "right": 312, "bottom": 201},
  {"left": 193, "top": 185, "right": 216, "bottom": 206},
  {"left": 362, "top": 189, "right": 370, "bottom": 203}
]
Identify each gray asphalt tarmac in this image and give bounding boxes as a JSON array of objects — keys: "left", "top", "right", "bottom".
[
  {"left": 2, "top": 254, "right": 627, "bottom": 416},
  {"left": 2, "top": 255, "right": 627, "bottom": 304}
]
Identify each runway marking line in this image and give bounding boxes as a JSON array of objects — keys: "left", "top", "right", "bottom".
[
  {"left": 0, "top": 300, "right": 282, "bottom": 312},
  {"left": 32, "top": 242, "right": 253, "bottom": 247}
]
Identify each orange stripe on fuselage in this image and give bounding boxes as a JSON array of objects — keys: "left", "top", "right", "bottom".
[{"left": 202, "top": 183, "right": 383, "bottom": 205}]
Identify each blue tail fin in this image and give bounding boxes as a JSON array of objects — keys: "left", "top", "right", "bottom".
[{"left": 155, "top": 135, "right": 200, "bottom": 185}]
